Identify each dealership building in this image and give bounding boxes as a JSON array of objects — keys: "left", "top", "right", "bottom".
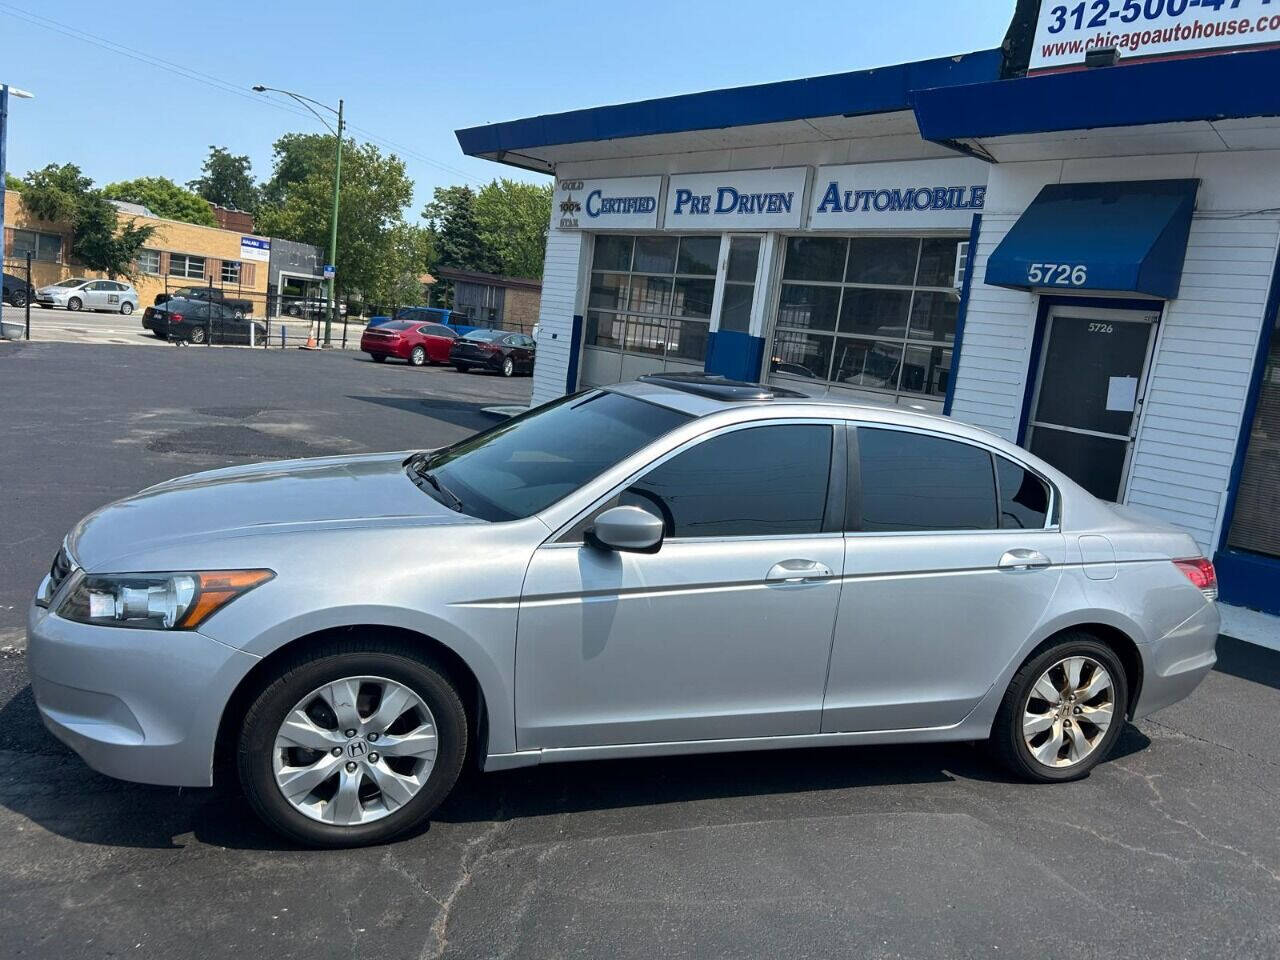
[{"left": 457, "top": 1, "right": 1280, "bottom": 617}]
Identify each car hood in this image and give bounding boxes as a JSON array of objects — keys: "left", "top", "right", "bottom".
[{"left": 68, "top": 450, "right": 475, "bottom": 571}]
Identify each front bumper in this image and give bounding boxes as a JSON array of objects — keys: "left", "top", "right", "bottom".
[
  {"left": 27, "top": 600, "right": 260, "bottom": 787},
  {"left": 1133, "top": 601, "right": 1220, "bottom": 720}
]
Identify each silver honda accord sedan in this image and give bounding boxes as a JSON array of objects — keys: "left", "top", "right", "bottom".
[{"left": 28, "top": 374, "right": 1219, "bottom": 846}]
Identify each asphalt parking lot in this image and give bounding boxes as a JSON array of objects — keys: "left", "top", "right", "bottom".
[{"left": 1, "top": 341, "right": 1278, "bottom": 959}]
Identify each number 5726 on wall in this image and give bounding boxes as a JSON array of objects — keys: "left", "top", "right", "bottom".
[{"left": 1027, "top": 263, "right": 1088, "bottom": 286}]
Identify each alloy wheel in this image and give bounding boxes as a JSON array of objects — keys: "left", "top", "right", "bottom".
[
  {"left": 1021, "top": 656, "right": 1115, "bottom": 768},
  {"left": 272, "top": 675, "right": 438, "bottom": 826}
]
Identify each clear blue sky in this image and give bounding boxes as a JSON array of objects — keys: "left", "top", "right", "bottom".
[{"left": 2, "top": 0, "right": 1015, "bottom": 212}]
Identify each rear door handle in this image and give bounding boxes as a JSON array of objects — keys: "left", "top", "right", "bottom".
[
  {"left": 766, "top": 559, "right": 833, "bottom": 583},
  {"left": 998, "top": 549, "right": 1052, "bottom": 571}
]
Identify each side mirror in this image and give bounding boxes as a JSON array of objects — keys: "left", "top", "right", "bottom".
[{"left": 586, "top": 505, "right": 664, "bottom": 554}]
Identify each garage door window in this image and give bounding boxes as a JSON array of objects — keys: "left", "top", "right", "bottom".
[
  {"left": 771, "top": 237, "right": 962, "bottom": 401},
  {"left": 585, "top": 235, "right": 717, "bottom": 364}
]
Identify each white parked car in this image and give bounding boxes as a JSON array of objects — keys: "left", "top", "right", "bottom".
[{"left": 36, "top": 278, "right": 139, "bottom": 314}]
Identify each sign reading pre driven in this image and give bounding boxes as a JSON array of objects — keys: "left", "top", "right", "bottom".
[{"left": 666, "top": 168, "right": 809, "bottom": 230}]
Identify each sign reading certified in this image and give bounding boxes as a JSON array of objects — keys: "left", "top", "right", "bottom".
[
  {"left": 240, "top": 236, "right": 271, "bottom": 262},
  {"left": 667, "top": 168, "right": 809, "bottom": 230},
  {"left": 554, "top": 176, "right": 661, "bottom": 231},
  {"left": 1029, "top": 0, "right": 1280, "bottom": 72},
  {"left": 809, "top": 158, "right": 988, "bottom": 231}
]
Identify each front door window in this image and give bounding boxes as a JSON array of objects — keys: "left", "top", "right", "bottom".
[{"left": 1026, "top": 308, "right": 1158, "bottom": 502}]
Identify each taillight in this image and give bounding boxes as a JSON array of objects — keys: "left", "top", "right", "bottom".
[
  {"left": 1174, "top": 558, "right": 1217, "bottom": 600},
  {"left": 171, "top": 313, "right": 183, "bottom": 323}
]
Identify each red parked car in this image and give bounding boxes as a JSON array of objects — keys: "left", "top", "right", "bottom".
[{"left": 360, "top": 319, "right": 459, "bottom": 366}]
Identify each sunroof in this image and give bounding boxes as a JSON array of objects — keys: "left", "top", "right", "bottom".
[{"left": 637, "top": 373, "right": 808, "bottom": 401}]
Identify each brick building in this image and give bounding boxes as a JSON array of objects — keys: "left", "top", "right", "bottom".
[{"left": 435, "top": 267, "right": 542, "bottom": 335}]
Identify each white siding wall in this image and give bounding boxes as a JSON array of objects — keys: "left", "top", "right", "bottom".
[
  {"left": 949, "top": 151, "right": 1280, "bottom": 553},
  {"left": 530, "top": 226, "right": 588, "bottom": 407}
]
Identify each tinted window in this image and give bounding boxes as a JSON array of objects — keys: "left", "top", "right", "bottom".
[
  {"left": 856, "top": 429, "right": 996, "bottom": 532},
  {"left": 422, "top": 391, "right": 690, "bottom": 522},
  {"left": 995, "top": 457, "right": 1051, "bottom": 529},
  {"left": 383, "top": 320, "right": 416, "bottom": 331},
  {"left": 625, "top": 425, "right": 833, "bottom": 538},
  {"left": 424, "top": 324, "right": 455, "bottom": 337},
  {"left": 464, "top": 330, "right": 503, "bottom": 342}
]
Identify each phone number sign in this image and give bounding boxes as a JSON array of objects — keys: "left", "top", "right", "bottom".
[{"left": 1030, "top": 0, "right": 1280, "bottom": 72}]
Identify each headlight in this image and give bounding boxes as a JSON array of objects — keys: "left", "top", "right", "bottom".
[{"left": 56, "top": 569, "right": 274, "bottom": 630}]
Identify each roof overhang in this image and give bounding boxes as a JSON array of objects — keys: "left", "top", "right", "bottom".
[
  {"left": 456, "top": 50, "right": 1003, "bottom": 174},
  {"left": 914, "top": 47, "right": 1280, "bottom": 162}
]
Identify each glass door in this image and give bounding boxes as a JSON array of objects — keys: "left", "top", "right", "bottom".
[
  {"left": 710, "top": 235, "right": 763, "bottom": 336},
  {"left": 1025, "top": 305, "right": 1158, "bottom": 502}
]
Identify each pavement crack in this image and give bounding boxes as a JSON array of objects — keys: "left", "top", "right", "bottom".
[
  {"left": 1144, "top": 717, "right": 1280, "bottom": 772},
  {"left": 381, "top": 849, "right": 444, "bottom": 908},
  {"left": 421, "top": 808, "right": 511, "bottom": 960}
]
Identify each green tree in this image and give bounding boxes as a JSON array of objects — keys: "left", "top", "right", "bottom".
[
  {"left": 19, "top": 163, "right": 154, "bottom": 278},
  {"left": 4, "top": 172, "right": 22, "bottom": 191},
  {"left": 19, "top": 163, "right": 93, "bottom": 222},
  {"left": 103, "top": 176, "right": 217, "bottom": 226},
  {"left": 256, "top": 133, "right": 416, "bottom": 302},
  {"left": 473, "top": 179, "right": 552, "bottom": 278},
  {"left": 422, "top": 185, "right": 499, "bottom": 272},
  {"left": 188, "top": 146, "right": 259, "bottom": 212},
  {"left": 72, "top": 193, "right": 155, "bottom": 279}
]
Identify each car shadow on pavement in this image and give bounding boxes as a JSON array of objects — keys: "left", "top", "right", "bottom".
[
  {"left": 1213, "top": 634, "right": 1280, "bottom": 691},
  {"left": 0, "top": 675, "right": 1152, "bottom": 852},
  {"left": 346, "top": 395, "right": 508, "bottom": 434}
]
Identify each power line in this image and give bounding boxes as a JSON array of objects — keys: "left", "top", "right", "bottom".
[{"left": 0, "top": 1, "right": 489, "bottom": 187}]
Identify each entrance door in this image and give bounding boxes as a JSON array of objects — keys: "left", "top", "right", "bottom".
[{"left": 1025, "top": 306, "right": 1158, "bottom": 502}]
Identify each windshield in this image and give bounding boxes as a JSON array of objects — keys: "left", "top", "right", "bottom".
[
  {"left": 54, "top": 279, "right": 87, "bottom": 288},
  {"left": 463, "top": 330, "right": 503, "bottom": 342},
  {"left": 410, "top": 391, "right": 690, "bottom": 522}
]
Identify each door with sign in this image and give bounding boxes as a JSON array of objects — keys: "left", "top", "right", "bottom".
[{"left": 1025, "top": 305, "right": 1158, "bottom": 502}]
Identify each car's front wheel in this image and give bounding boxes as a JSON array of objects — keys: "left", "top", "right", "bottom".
[
  {"left": 237, "top": 642, "right": 468, "bottom": 847},
  {"left": 991, "top": 633, "right": 1129, "bottom": 783},
  {"left": 67, "top": 297, "right": 82, "bottom": 312}
]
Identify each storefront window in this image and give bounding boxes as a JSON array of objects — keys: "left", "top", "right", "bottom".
[
  {"left": 1227, "top": 309, "right": 1280, "bottom": 559},
  {"left": 585, "top": 235, "right": 716, "bottom": 365},
  {"left": 771, "top": 236, "right": 961, "bottom": 402}
]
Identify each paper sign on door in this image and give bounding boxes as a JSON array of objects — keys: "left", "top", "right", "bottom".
[{"left": 1105, "top": 376, "right": 1138, "bottom": 413}]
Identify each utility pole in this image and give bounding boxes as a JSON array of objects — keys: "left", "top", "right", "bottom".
[
  {"left": 0, "top": 83, "right": 36, "bottom": 274},
  {"left": 325, "top": 99, "right": 344, "bottom": 347}
]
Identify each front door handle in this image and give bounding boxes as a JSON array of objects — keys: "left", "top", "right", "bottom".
[
  {"left": 998, "top": 549, "right": 1052, "bottom": 571},
  {"left": 766, "top": 559, "right": 833, "bottom": 583}
]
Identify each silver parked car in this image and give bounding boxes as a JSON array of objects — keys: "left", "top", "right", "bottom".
[
  {"left": 28, "top": 375, "right": 1219, "bottom": 846},
  {"left": 36, "top": 277, "right": 139, "bottom": 314}
]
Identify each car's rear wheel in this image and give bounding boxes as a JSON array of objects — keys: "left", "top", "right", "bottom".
[
  {"left": 120, "top": 301, "right": 134, "bottom": 315},
  {"left": 991, "top": 633, "right": 1128, "bottom": 783},
  {"left": 454, "top": 363, "right": 470, "bottom": 373},
  {"left": 410, "top": 345, "right": 427, "bottom": 367},
  {"left": 371, "top": 354, "right": 387, "bottom": 363},
  {"left": 10, "top": 290, "right": 26, "bottom": 308},
  {"left": 500, "top": 356, "right": 515, "bottom": 378},
  {"left": 188, "top": 326, "right": 206, "bottom": 344},
  {"left": 237, "top": 643, "right": 468, "bottom": 847},
  {"left": 67, "top": 297, "right": 82, "bottom": 312}
]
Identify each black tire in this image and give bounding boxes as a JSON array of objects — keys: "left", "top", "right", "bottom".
[
  {"left": 188, "top": 326, "right": 206, "bottom": 344},
  {"left": 67, "top": 297, "right": 82, "bottom": 312},
  {"left": 236, "top": 641, "right": 468, "bottom": 847},
  {"left": 10, "top": 290, "right": 26, "bottom": 308},
  {"left": 371, "top": 353, "right": 387, "bottom": 363},
  {"left": 500, "top": 356, "right": 515, "bottom": 378},
  {"left": 153, "top": 329, "right": 167, "bottom": 339},
  {"left": 990, "top": 632, "right": 1129, "bottom": 783},
  {"left": 120, "top": 301, "right": 134, "bottom": 315},
  {"left": 410, "top": 345, "right": 427, "bottom": 367},
  {"left": 453, "top": 363, "right": 470, "bottom": 373}
]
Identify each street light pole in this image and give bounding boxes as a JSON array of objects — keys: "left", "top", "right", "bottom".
[
  {"left": 251, "top": 85, "right": 343, "bottom": 346},
  {"left": 325, "top": 99, "right": 344, "bottom": 348},
  {"left": 1, "top": 83, "right": 36, "bottom": 276}
]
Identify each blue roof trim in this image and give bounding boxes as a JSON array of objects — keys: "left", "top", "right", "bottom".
[
  {"left": 456, "top": 50, "right": 1003, "bottom": 158},
  {"left": 985, "top": 179, "right": 1199, "bottom": 300},
  {"left": 914, "top": 47, "right": 1280, "bottom": 142}
]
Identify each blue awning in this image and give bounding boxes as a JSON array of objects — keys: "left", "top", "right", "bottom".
[{"left": 985, "top": 180, "right": 1199, "bottom": 300}]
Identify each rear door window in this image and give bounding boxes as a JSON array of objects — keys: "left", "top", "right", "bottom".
[
  {"left": 854, "top": 428, "right": 997, "bottom": 532},
  {"left": 995, "top": 456, "right": 1052, "bottom": 530}
]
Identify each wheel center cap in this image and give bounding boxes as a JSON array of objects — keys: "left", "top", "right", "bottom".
[{"left": 346, "top": 738, "right": 370, "bottom": 760}]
